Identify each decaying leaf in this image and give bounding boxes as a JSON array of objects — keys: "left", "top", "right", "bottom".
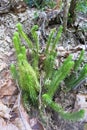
[
  {"left": 0, "top": 118, "right": 19, "bottom": 130},
  {"left": 0, "top": 79, "right": 17, "bottom": 98},
  {"left": 0, "top": 101, "right": 11, "bottom": 119},
  {"left": 0, "top": 62, "right": 8, "bottom": 72},
  {"left": 75, "top": 93, "right": 87, "bottom": 122},
  {"left": 30, "top": 118, "right": 45, "bottom": 130},
  {"left": 13, "top": 104, "right": 32, "bottom": 130}
]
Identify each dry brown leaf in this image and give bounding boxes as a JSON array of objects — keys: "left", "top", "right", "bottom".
[
  {"left": 14, "top": 117, "right": 32, "bottom": 130},
  {"left": 13, "top": 104, "right": 32, "bottom": 130},
  {"left": 11, "top": 1, "right": 27, "bottom": 13},
  {"left": 0, "top": 118, "right": 19, "bottom": 130},
  {"left": 53, "top": 0, "right": 61, "bottom": 10},
  {"left": 75, "top": 93, "right": 87, "bottom": 122},
  {"left": 0, "top": 101, "right": 11, "bottom": 119},
  {"left": 30, "top": 118, "right": 45, "bottom": 130},
  {"left": 0, "top": 62, "right": 8, "bottom": 72},
  {"left": 84, "top": 123, "right": 87, "bottom": 130},
  {"left": 2, "top": 95, "right": 18, "bottom": 107},
  {"left": 0, "top": 79, "right": 17, "bottom": 98}
]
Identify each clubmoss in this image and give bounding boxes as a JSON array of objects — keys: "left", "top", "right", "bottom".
[{"left": 11, "top": 23, "right": 85, "bottom": 121}]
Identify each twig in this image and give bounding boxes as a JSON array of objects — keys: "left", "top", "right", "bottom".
[{"left": 16, "top": 80, "right": 29, "bottom": 130}]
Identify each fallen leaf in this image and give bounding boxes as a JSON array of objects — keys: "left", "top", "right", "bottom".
[
  {"left": 0, "top": 62, "right": 7, "bottom": 72},
  {"left": 11, "top": 1, "right": 27, "bottom": 13},
  {"left": 84, "top": 123, "right": 87, "bottom": 130},
  {"left": 0, "top": 101, "right": 11, "bottom": 119},
  {"left": 0, "top": 118, "right": 19, "bottom": 130},
  {"left": 0, "top": 79, "right": 17, "bottom": 98},
  {"left": 30, "top": 118, "right": 45, "bottom": 130},
  {"left": 13, "top": 104, "right": 32, "bottom": 130},
  {"left": 75, "top": 93, "right": 87, "bottom": 122}
]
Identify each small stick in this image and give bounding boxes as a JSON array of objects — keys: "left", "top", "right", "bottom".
[{"left": 16, "top": 80, "right": 29, "bottom": 130}]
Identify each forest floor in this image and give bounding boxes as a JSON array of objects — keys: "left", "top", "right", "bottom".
[{"left": 0, "top": 1, "right": 87, "bottom": 130}]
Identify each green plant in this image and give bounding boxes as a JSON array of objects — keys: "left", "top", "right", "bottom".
[
  {"left": 11, "top": 23, "right": 85, "bottom": 121},
  {"left": 42, "top": 0, "right": 56, "bottom": 9},
  {"left": 24, "top": 0, "right": 56, "bottom": 9},
  {"left": 43, "top": 94, "right": 84, "bottom": 121},
  {"left": 76, "top": 0, "right": 87, "bottom": 13},
  {"left": 24, "top": 0, "right": 42, "bottom": 8},
  {"left": 11, "top": 30, "right": 40, "bottom": 104},
  {"left": 65, "top": 50, "right": 87, "bottom": 91}
]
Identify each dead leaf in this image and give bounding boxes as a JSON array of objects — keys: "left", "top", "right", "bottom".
[
  {"left": 0, "top": 62, "right": 7, "bottom": 72},
  {"left": 13, "top": 104, "right": 32, "bottom": 130},
  {"left": 0, "top": 101, "right": 11, "bottom": 119},
  {"left": 0, "top": 118, "right": 19, "bottom": 130},
  {"left": 0, "top": 79, "right": 17, "bottom": 98},
  {"left": 11, "top": 1, "right": 27, "bottom": 13},
  {"left": 30, "top": 118, "right": 45, "bottom": 130},
  {"left": 2, "top": 95, "right": 17, "bottom": 107},
  {"left": 84, "top": 123, "right": 87, "bottom": 130},
  {"left": 75, "top": 93, "right": 87, "bottom": 122}
]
